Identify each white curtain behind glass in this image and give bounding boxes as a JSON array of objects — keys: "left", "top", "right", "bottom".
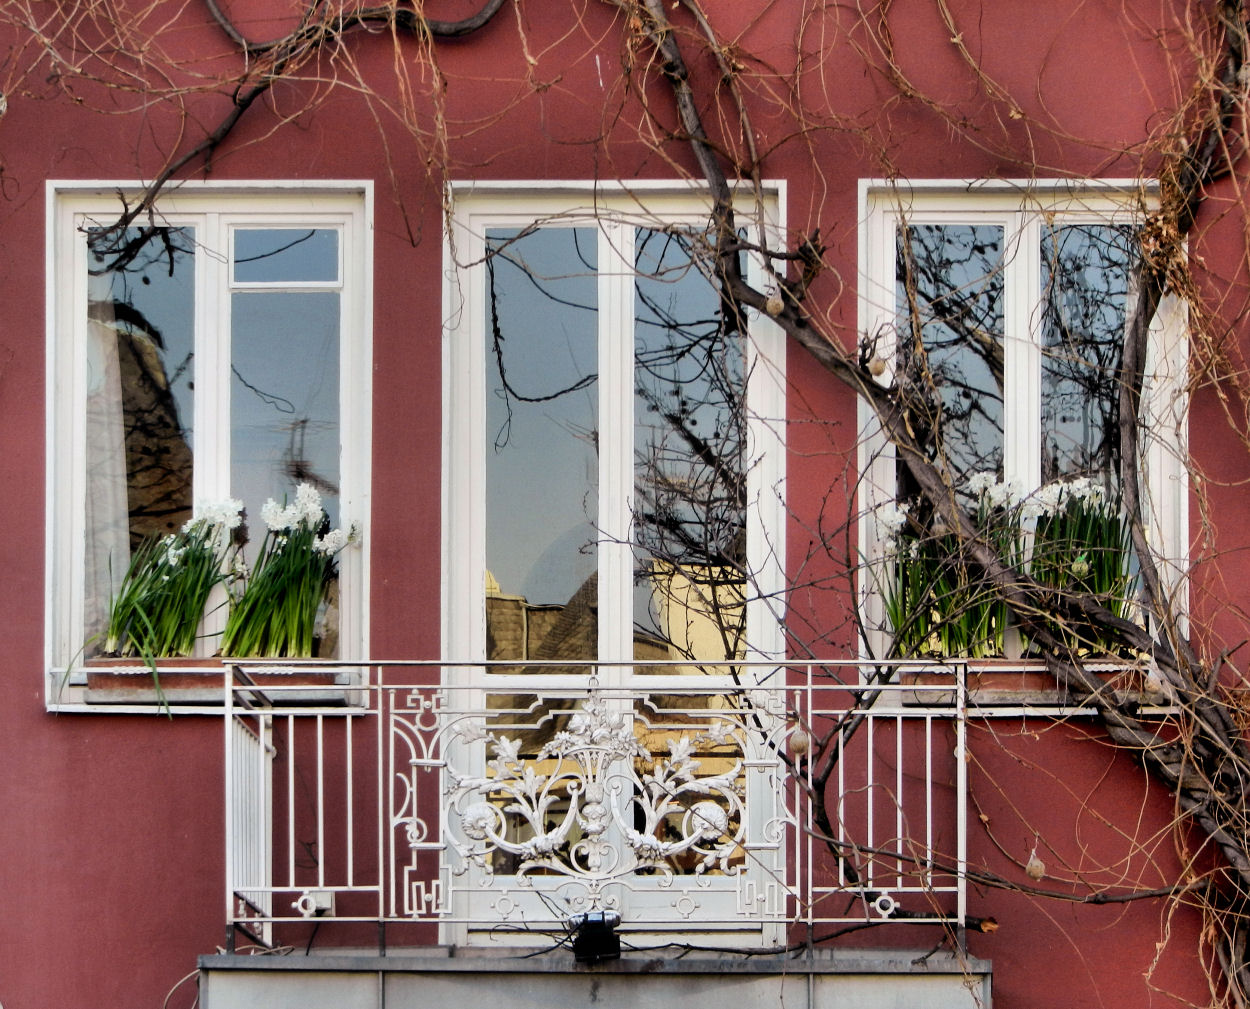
[{"left": 83, "top": 268, "right": 129, "bottom": 653}]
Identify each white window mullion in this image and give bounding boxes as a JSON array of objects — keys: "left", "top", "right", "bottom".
[
  {"left": 856, "top": 201, "right": 896, "bottom": 658},
  {"left": 191, "top": 214, "right": 232, "bottom": 647},
  {"left": 1005, "top": 211, "right": 1041, "bottom": 494},
  {"left": 197, "top": 215, "right": 231, "bottom": 510},
  {"left": 442, "top": 215, "right": 488, "bottom": 664},
  {"left": 339, "top": 207, "right": 371, "bottom": 661},
  {"left": 1144, "top": 292, "right": 1189, "bottom": 624},
  {"left": 597, "top": 220, "right": 635, "bottom": 674},
  {"left": 744, "top": 223, "right": 787, "bottom": 663},
  {"left": 61, "top": 210, "right": 93, "bottom": 673}
]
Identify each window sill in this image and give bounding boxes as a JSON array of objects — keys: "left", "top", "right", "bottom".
[
  {"left": 896, "top": 659, "right": 1173, "bottom": 712},
  {"left": 77, "top": 660, "right": 355, "bottom": 707}
]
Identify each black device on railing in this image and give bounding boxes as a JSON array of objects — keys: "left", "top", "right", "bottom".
[{"left": 569, "top": 910, "right": 621, "bottom": 964}]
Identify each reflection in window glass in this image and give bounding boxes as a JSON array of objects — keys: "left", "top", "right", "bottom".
[
  {"left": 896, "top": 224, "right": 1005, "bottom": 497},
  {"left": 84, "top": 226, "right": 196, "bottom": 650},
  {"left": 1041, "top": 224, "right": 1132, "bottom": 485},
  {"left": 233, "top": 229, "right": 339, "bottom": 284},
  {"left": 484, "top": 227, "right": 599, "bottom": 665},
  {"left": 230, "top": 290, "right": 341, "bottom": 536},
  {"left": 633, "top": 229, "right": 746, "bottom": 662}
]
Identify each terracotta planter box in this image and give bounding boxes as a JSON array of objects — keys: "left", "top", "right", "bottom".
[
  {"left": 899, "top": 660, "right": 1144, "bottom": 708},
  {"left": 84, "top": 656, "right": 351, "bottom": 705}
]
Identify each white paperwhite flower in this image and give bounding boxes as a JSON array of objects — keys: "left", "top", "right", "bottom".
[
  {"left": 966, "top": 471, "right": 997, "bottom": 497},
  {"left": 985, "top": 477, "right": 1023, "bottom": 510},
  {"left": 261, "top": 498, "right": 295, "bottom": 531},
  {"left": 188, "top": 497, "right": 244, "bottom": 531},
  {"left": 1074, "top": 478, "right": 1107, "bottom": 508},
  {"left": 313, "top": 527, "right": 350, "bottom": 555},
  {"left": 260, "top": 499, "right": 281, "bottom": 529},
  {"left": 877, "top": 502, "right": 909, "bottom": 538},
  {"left": 262, "top": 484, "right": 327, "bottom": 532},
  {"left": 1031, "top": 477, "right": 1112, "bottom": 519},
  {"left": 294, "top": 483, "right": 324, "bottom": 527},
  {"left": 1067, "top": 476, "right": 1096, "bottom": 503},
  {"left": 1032, "top": 481, "right": 1066, "bottom": 517}
]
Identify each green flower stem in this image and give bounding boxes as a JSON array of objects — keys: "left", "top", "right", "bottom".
[
  {"left": 882, "top": 479, "right": 1135, "bottom": 660},
  {"left": 222, "top": 502, "right": 345, "bottom": 659},
  {"left": 105, "top": 519, "right": 232, "bottom": 658},
  {"left": 1031, "top": 493, "right": 1135, "bottom": 653}
]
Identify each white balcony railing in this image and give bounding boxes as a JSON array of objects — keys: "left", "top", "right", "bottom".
[{"left": 225, "top": 660, "right": 968, "bottom": 949}]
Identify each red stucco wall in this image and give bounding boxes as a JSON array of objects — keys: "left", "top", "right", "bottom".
[{"left": 0, "top": 1, "right": 1234, "bottom": 1005}]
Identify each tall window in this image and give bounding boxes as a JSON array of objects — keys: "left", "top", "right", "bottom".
[
  {"left": 443, "top": 186, "right": 786, "bottom": 675},
  {"left": 441, "top": 185, "right": 787, "bottom": 945},
  {"left": 858, "top": 183, "right": 1187, "bottom": 657},
  {"left": 47, "top": 185, "right": 371, "bottom": 689}
]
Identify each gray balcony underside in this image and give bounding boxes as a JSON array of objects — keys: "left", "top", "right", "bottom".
[{"left": 199, "top": 948, "right": 992, "bottom": 1009}]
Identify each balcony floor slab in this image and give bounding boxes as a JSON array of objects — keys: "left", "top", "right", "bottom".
[{"left": 199, "top": 947, "right": 991, "bottom": 1008}]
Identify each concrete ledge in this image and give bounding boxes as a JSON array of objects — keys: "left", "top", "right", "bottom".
[
  {"left": 200, "top": 947, "right": 991, "bottom": 1008},
  {"left": 201, "top": 946, "right": 987, "bottom": 975}
]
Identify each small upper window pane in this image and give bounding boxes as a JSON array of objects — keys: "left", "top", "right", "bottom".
[{"left": 233, "top": 228, "right": 339, "bottom": 284}]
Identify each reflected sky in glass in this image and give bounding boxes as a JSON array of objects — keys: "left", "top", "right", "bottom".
[
  {"left": 1041, "top": 223, "right": 1131, "bottom": 485},
  {"left": 897, "top": 223, "right": 1005, "bottom": 489},
  {"left": 632, "top": 228, "right": 745, "bottom": 657},
  {"left": 230, "top": 290, "right": 340, "bottom": 538},
  {"left": 485, "top": 227, "right": 599, "bottom": 634},
  {"left": 87, "top": 226, "right": 197, "bottom": 543},
  {"left": 230, "top": 227, "right": 341, "bottom": 545},
  {"left": 234, "top": 228, "right": 338, "bottom": 283}
]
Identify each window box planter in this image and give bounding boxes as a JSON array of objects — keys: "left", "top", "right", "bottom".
[
  {"left": 83, "top": 656, "right": 352, "bottom": 705},
  {"left": 898, "top": 657, "right": 1160, "bottom": 709}
]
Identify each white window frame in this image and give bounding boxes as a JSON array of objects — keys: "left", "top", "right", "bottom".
[
  {"left": 441, "top": 182, "right": 788, "bottom": 945},
  {"left": 45, "top": 181, "right": 373, "bottom": 709},
  {"left": 442, "top": 182, "right": 788, "bottom": 678},
  {"left": 856, "top": 179, "right": 1188, "bottom": 658}
]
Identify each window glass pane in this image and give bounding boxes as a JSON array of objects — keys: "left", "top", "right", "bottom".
[
  {"left": 84, "top": 226, "right": 196, "bottom": 649},
  {"left": 633, "top": 228, "right": 746, "bottom": 663},
  {"left": 485, "top": 227, "right": 599, "bottom": 665},
  {"left": 231, "top": 290, "right": 341, "bottom": 538},
  {"left": 1040, "top": 223, "right": 1132, "bottom": 485},
  {"left": 233, "top": 228, "right": 338, "bottom": 284},
  {"left": 896, "top": 223, "right": 1005, "bottom": 497}
]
